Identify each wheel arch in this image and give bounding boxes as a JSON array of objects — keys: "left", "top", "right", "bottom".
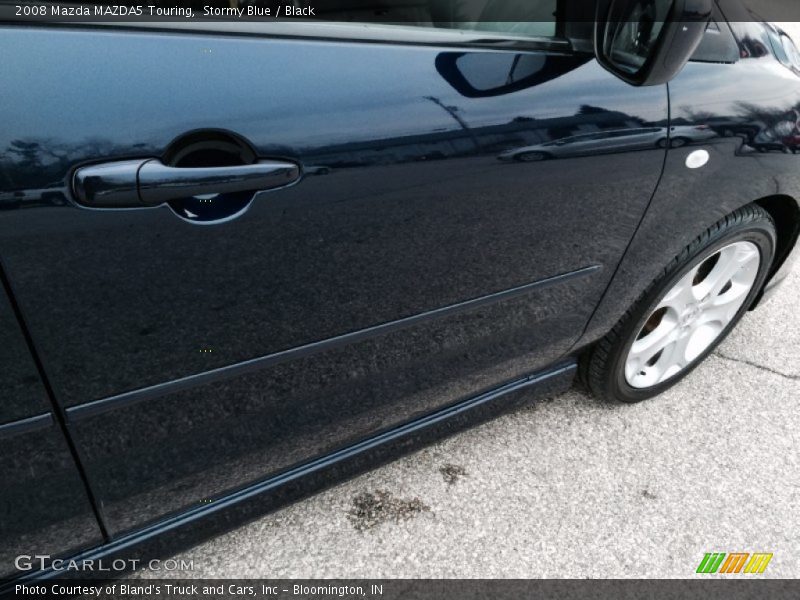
[
  {"left": 572, "top": 192, "right": 799, "bottom": 355},
  {"left": 751, "top": 194, "right": 800, "bottom": 308}
]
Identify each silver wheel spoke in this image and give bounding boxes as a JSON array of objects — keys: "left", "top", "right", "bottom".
[
  {"left": 699, "top": 244, "right": 759, "bottom": 300},
  {"left": 624, "top": 241, "right": 761, "bottom": 389},
  {"left": 659, "top": 268, "right": 700, "bottom": 314},
  {"left": 665, "top": 332, "right": 693, "bottom": 373},
  {"left": 697, "top": 302, "right": 734, "bottom": 327},
  {"left": 625, "top": 326, "right": 679, "bottom": 382},
  {"left": 656, "top": 333, "right": 693, "bottom": 383},
  {"left": 629, "top": 320, "right": 678, "bottom": 363}
]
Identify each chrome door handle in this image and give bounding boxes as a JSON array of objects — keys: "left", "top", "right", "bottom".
[{"left": 72, "top": 159, "right": 300, "bottom": 208}]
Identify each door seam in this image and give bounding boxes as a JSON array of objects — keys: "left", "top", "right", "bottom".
[{"left": 0, "top": 256, "right": 111, "bottom": 542}]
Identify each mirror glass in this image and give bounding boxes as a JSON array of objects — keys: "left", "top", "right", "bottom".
[{"left": 604, "top": 0, "right": 674, "bottom": 74}]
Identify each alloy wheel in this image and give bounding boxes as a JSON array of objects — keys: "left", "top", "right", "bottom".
[{"left": 624, "top": 241, "right": 761, "bottom": 388}]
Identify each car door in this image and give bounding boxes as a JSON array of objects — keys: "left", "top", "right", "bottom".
[{"left": 0, "top": 9, "right": 668, "bottom": 537}]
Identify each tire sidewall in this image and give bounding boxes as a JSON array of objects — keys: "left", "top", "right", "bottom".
[{"left": 608, "top": 216, "right": 776, "bottom": 403}]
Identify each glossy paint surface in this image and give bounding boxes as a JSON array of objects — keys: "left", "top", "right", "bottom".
[
  {"left": 0, "top": 27, "right": 669, "bottom": 536},
  {"left": 0, "top": 282, "right": 103, "bottom": 578},
  {"left": 0, "top": 419, "right": 103, "bottom": 578},
  {"left": 2, "top": 15, "right": 798, "bottom": 563},
  {"left": 0, "top": 30, "right": 667, "bottom": 406},
  {"left": 69, "top": 271, "right": 592, "bottom": 534},
  {"left": 577, "top": 21, "right": 800, "bottom": 347},
  {"left": 0, "top": 280, "right": 50, "bottom": 423}
]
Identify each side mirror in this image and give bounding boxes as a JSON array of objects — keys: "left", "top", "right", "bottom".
[{"left": 595, "top": 0, "right": 712, "bottom": 86}]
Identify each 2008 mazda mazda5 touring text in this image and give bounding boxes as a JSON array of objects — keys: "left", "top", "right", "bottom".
[{"left": 1, "top": 0, "right": 799, "bottom": 583}]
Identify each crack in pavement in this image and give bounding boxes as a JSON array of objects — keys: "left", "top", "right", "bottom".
[{"left": 714, "top": 351, "right": 799, "bottom": 381}]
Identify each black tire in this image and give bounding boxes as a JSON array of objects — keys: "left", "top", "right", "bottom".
[
  {"left": 670, "top": 137, "right": 689, "bottom": 148},
  {"left": 580, "top": 204, "right": 776, "bottom": 403}
]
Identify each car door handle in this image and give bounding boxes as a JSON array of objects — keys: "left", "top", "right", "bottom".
[{"left": 72, "top": 159, "right": 300, "bottom": 208}]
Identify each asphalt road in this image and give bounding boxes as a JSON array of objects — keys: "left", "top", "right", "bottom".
[{"left": 134, "top": 259, "right": 799, "bottom": 579}]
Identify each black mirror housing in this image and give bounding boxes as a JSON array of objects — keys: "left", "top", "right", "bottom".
[{"left": 595, "top": 0, "right": 713, "bottom": 86}]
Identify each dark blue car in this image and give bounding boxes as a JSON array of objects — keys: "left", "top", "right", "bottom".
[{"left": 1, "top": 0, "right": 798, "bottom": 583}]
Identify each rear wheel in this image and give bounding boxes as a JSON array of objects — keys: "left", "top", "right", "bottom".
[{"left": 581, "top": 205, "right": 776, "bottom": 403}]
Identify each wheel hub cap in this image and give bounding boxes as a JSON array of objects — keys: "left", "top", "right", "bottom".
[{"left": 679, "top": 304, "right": 702, "bottom": 327}]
